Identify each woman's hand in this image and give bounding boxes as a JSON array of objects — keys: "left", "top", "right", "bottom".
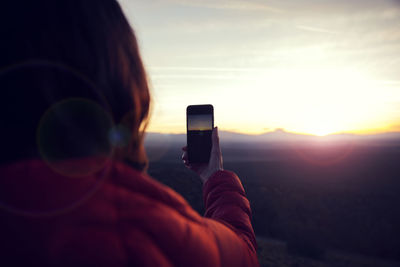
[{"left": 182, "top": 127, "right": 223, "bottom": 184}]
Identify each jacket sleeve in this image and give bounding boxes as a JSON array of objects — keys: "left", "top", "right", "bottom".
[{"left": 203, "top": 170, "right": 259, "bottom": 266}]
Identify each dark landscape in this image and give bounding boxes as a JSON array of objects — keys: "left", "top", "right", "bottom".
[{"left": 144, "top": 130, "right": 400, "bottom": 266}]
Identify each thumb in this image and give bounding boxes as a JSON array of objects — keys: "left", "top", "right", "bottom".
[{"left": 210, "top": 127, "right": 220, "bottom": 158}]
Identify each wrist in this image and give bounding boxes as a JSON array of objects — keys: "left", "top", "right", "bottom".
[{"left": 200, "top": 167, "right": 223, "bottom": 184}]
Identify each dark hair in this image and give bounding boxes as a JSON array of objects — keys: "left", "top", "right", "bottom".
[{"left": 0, "top": 0, "right": 150, "bottom": 170}]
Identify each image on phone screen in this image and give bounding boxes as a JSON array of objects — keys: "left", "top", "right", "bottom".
[{"left": 186, "top": 105, "right": 213, "bottom": 163}]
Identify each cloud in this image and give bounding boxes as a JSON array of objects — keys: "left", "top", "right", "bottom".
[
  {"left": 148, "top": 66, "right": 268, "bottom": 72},
  {"left": 164, "top": 0, "right": 283, "bottom": 12},
  {"left": 276, "top": 0, "right": 398, "bottom": 15},
  {"left": 295, "top": 25, "right": 339, "bottom": 34},
  {"left": 159, "top": 0, "right": 400, "bottom": 17},
  {"left": 124, "top": 0, "right": 400, "bottom": 81}
]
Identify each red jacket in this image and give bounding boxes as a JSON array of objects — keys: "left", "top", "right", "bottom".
[{"left": 0, "top": 159, "right": 258, "bottom": 266}]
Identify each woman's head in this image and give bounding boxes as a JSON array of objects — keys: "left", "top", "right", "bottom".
[{"left": 0, "top": 0, "right": 150, "bottom": 170}]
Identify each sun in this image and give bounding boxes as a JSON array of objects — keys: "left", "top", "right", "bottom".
[
  {"left": 247, "top": 68, "right": 387, "bottom": 136},
  {"left": 306, "top": 125, "right": 336, "bottom": 137}
]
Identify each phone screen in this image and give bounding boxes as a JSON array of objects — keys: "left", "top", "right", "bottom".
[{"left": 187, "top": 105, "right": 214, "bottom": 163}]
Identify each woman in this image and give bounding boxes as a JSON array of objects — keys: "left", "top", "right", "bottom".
[{"left": 0, "top": 0, "right": 258, "bottom": 266}]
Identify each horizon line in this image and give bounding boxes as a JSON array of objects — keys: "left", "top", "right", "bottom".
[{"left": 145, "top": 129, "right": 400, "bottom": 137}]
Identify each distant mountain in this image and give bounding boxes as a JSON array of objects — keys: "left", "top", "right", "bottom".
[
  {"left": 255, "top": 129, "right": 315, "bottom": 142},
  {"left": 144, "top": 129, "right": 400, "bottom": 145},
  {"left": 144, "top": 132, "right": 185, "bottom": 145}
]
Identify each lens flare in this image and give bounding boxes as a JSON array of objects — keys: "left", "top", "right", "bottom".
[
  {"left": 37, "top": 98, "right": 115, "bottom": 177},
  {"left": 109, "top": 124, "right": 131, "bottom": 148},
  {"left": 0, "top": 61, "right": 119, "bottom": 217},
  {"left": 292, "top": 140, "right": 355, "bottom": 167}
]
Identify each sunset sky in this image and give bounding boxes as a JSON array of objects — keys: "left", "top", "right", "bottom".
[{"left": 119, "top": 0, "right": 400, "bottom": 136}]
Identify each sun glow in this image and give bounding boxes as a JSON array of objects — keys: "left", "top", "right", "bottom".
[
  {"left": 228, "top": 67, "right": 395, "bottom": 136},
  {"left": 307, "top": 125, "right": 337, "bottom": 137},
  {"left": 147, "top": 67, "right": 397, "bottom": 135}
]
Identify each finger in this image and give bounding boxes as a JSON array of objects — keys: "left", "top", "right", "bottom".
[
  {"left": 182, "top": 155, "right": 189, "bottom": 165},
  {"left": 210, "top": 126, "right": 221, "bottom": 156},
  {"left": 183, "top": 162, "right": 191, "bottom": 170},
  {"left": 182, "top": 146, "right": 187, "bottom": 151},
  {"left": 182, "top": 151, "right": 188, "bottom": 161},
  {"left": 183, "top": 160, "right": 196, "bottom": 170}
]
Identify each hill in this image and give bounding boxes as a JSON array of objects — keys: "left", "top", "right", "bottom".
[{"left": 143, "top": 133, "right": 400, "bottom": 264}]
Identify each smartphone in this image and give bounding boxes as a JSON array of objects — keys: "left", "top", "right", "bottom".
[{"left": 186, "top": 104, "right": 214, "bottom": 163}]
